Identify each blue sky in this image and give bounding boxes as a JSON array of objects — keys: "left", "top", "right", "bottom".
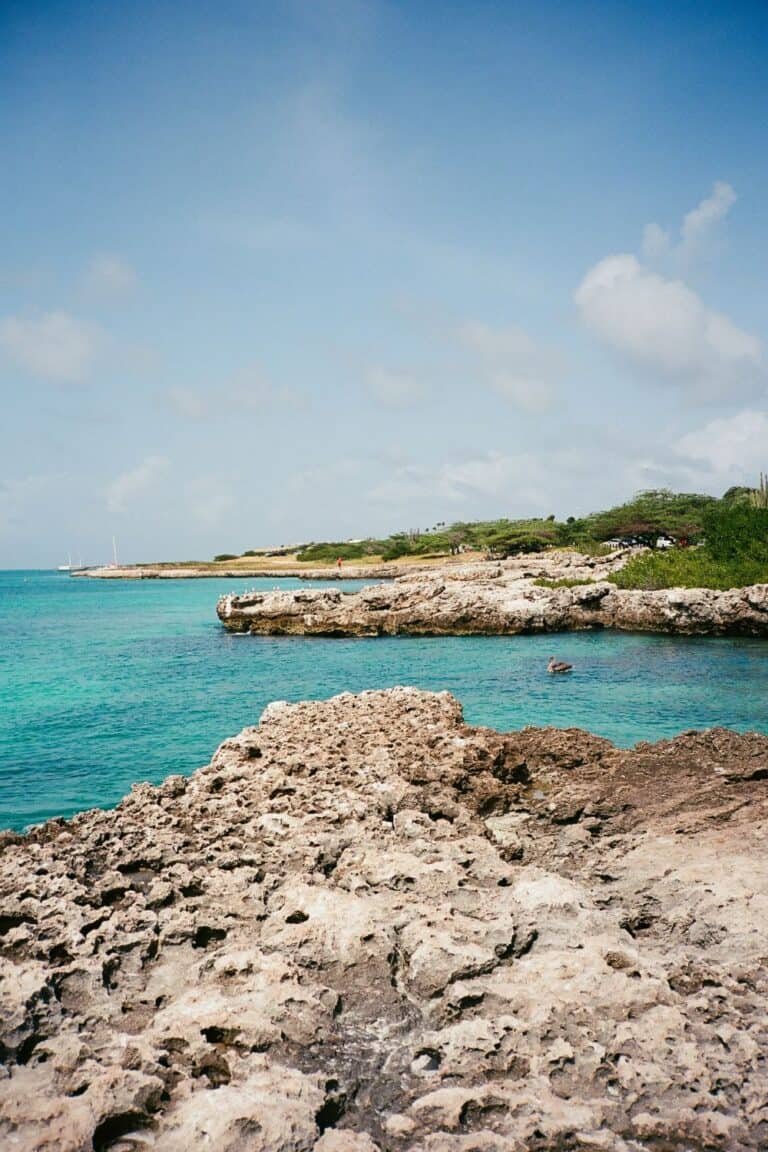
[{"left": 1, "top": 0, "right": 767, "bottom": 565}]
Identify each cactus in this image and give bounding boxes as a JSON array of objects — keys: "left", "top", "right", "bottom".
[{"left": 750, "top": 472, "right": 768, "bottom": 509}]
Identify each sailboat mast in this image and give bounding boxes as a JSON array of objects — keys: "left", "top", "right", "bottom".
[{"left": 112, "top": 536, "right": 118, "bottom": 567}]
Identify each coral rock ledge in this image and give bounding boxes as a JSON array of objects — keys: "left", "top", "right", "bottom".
[{"left": 1, "top": 688, "right": 767, "bottom": 1151}]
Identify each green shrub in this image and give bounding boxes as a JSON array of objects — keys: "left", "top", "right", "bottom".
[
  {"left": 612, "top": 548, "right": 768, "bottom": 591},
  {"left": 213, "top": 553, "right": 238, "bottom": 562},
  {"left": 296, "top": 541, "right": 376, "bottom": 563},
  {"left": 701, "top": 503, "right": 768, "bottom": 561}
]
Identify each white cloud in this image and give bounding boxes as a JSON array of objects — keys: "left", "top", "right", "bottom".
[
  {"left": 682, "top": 181, "right": 737, "bottom": 247},
  {"left": 368, "top": 449, "right": 579, "bottom": 510},
  {"left": 366, "top": 367, "right": 427, "bottom": 408},
  {"left": 575, "top": 254, "right": 763, "bottom": 400},
  {"left": 106, "top": 456, "right": 170, "bottom": 514},
  {"left": 0, "top": 311, "right": 98, "bottom": 384},
  {"left": 460, "top": 322, "right": 558, "bottom": 412},
  {"left": 85, "top": 254, "right": 138, "bottom": 297},
  {"left": 675, "top": 409, "right": 768, "bottom": 477},
  {"left": 367, "top": 463, "right": 434, "bottom": 506},
  {"left": 442, "top": 451, "right": 526, "bottom": 499},
  {"left": 642, "top": 181, "right": 737, "bottom": 268}
]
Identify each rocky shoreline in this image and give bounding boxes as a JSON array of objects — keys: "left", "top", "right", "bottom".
[
  {"left": 73, "top": 563, "right": 428, "bottom": 581},
  {"left": 217, "top": 554, "right": 768, "bottom": 637},
  {"left": 1, "top": 687, "right": 767, "bottom": 1150}
]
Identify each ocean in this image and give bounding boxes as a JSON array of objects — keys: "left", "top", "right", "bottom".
[{"left": 2, "top": 569, "right": 767, "bottom": 831}]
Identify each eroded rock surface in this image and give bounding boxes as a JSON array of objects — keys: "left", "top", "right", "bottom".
[
  {"left": 217, "top": 554, "right": 768, "bottom": 637},
  {"left": 1, "top": 688, "right": 767, "bottom": 1150}
]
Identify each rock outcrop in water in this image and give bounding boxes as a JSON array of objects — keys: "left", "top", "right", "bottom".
[
  {"left": 1, "top": 688, "right": 767, "bottom": 1150},
  {"left": 76, "top": 563, "right": 423, "bottom": 581},
  {"left": 217, "top": 554, "right": 768, "bottom": 637}
]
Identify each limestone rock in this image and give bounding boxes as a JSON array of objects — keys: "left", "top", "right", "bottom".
[
  {"left": 1, "top": 688, "right": 767, "bottom": 1149},
  {"left": 217, "top": 553, "right": 768, "bottom": 637}
]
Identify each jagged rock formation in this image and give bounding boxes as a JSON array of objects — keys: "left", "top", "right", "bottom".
[
  {"left": 1, "top": 688, "right": 767, "bottom": 1150},
  {"left": 217, "top": 555, "right": 768, "bottom": 637}
]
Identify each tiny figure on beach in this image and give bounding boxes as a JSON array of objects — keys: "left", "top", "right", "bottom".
[
  {"left": 547, "top": 657, "right": 573, "bottom": 675},
  {"left": 336, "top": 556, "right": 343, "bottom": 569}
]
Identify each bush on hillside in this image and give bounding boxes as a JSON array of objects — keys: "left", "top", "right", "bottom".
[
  {"left": 561, "top": 489, "right": 716, "bottom": 545},
  {"left": 702, "top": 503, "right": 768, "bottom": 562},
  {"left": 612, "top": 548, "right": 767, "bottom": 591},
  {"left": 296, "top": 541, "right": 376, "bottom": 563}
]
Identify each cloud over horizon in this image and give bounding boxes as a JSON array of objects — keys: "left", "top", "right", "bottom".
[
  {"left": 0, "top": 311, "right": 99, "bottom": 384},
  {"left": 2, "top": 3, "right": 767, "bottom": 568},
  {"left": 675, "top": 409, "right": 768, "bottom": 478}
]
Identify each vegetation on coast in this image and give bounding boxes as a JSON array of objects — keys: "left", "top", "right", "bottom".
[
  {"left": 613, "top": 501, "right": 768, "bottom": 590},
  {"left": 289, "top": 489, "right": 737, "bottom": 564},
  {"left": 199, "top": 482, "right": 768, "bottom": 591}
]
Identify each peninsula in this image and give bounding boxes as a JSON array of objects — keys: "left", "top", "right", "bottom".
[
  {"left": 217, "top": 552, "right": 768, "bottom": 638},
  {"left": 2, "top": 687, "right": 766, "bottom": 1150},
  {"left": 75, "top": 486, "right": 768, "bottom": 594},
  {"left": 72, "top": 559, "right": 437, "bottom": 581}
]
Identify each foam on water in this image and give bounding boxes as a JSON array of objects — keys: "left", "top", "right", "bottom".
[{"left": 1, "top": 569, "right": 767, "bottom": 830}]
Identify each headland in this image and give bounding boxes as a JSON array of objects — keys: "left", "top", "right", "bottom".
[
  {"left": 72, "top": 558, "right": 443, "bottom": 581},
  {"left": 217, "top": 552, "right": 768, "bottom": 637},
  {"left": 2, "top": 687, "right": 766, "bottom": 1150}
]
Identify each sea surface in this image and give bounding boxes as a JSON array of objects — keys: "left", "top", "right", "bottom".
[{"left": 2, "top": 569, "right": 767, "bottom": 831}]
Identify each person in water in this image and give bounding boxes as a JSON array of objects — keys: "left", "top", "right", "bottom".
[{"left": 547, "top": 657, "right": 573, "bottom": 674}]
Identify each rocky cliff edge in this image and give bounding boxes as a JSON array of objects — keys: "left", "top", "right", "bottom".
[
  {"left": 217, "top": 556, "right": 768, "bottom": 637},
  {"left": 1, "top": 688, "right": 767, "bottom": 1150}
]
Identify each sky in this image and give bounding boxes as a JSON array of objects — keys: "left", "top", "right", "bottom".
[{"left": 1, "top": 0, "right": 767, "bottom": 566}]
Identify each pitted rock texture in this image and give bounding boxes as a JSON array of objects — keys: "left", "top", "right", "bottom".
[
  {"left": 1, "top": 688, "right": 767, "bottom": 1151},
  {"left": 216, "top": 555, "right": 768, "bottom": 638}
]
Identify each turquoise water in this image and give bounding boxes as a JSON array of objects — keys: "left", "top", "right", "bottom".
[{"left": 1, "top": 569, "right": 767, "bottom": 832}]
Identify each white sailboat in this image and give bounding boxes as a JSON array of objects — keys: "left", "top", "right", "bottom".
[{"left": 58, "top": 553, "right": 87, "bottom": 574}]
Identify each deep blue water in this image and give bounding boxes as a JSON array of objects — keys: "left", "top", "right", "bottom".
[{"left": 1, "top": 569, "right": 767, "bottom": 831}]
